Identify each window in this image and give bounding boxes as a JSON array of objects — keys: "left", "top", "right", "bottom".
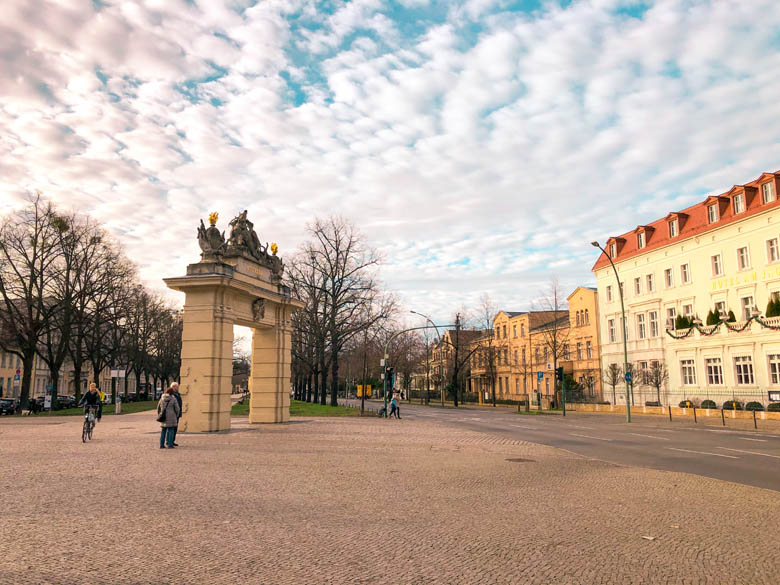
[
  {"left": 762, "top": 182, "right": 775, "bottom": 204},
  {"left": 521, "top": 349, "right": 526, "bottom": 365},
  {"left": 544, "top": 347, "right": 549, "bottom": 362},
  {"left": 513, "top": 349, "right": 518, "bottom": 365},
  {"left": 649, "top": 311, "right": 659, "bottom": 337},
  {"left": 705, "top": 358, "right": 723, "bottom": 385},
  {"left": 707, "top": 204, "right": 718, "bottom": 223},
  {"left": 669, "top": 220, "right": 678, "bottom": 237},
  {"left": 666, "top": 307, "right": 676, "bottom": 328},
  {"left": 768, "top": 238, "right": 779, "bottom": 263},
  {"left": 513, "top": 325, "right": 517, "bottom": 338},
  {"left": 586, "top": 341, "right": 592, "bottom": 359},
  {"left": 608, "top": 319, "right": 616, "bottom": 343},
  {"left": 680, "top": 360, "right": 696, "bottom": 385},
  {"left": 606, "top": 285, "right": 613, "bottom": 302},
  {"left": 769, "top": 354, "right": 780, "bottom": 384},
  {"left": 498, "top": 377, "right": 503, "bottom": 393},
  {"left": 576, "top": 312, "right": 581, "bottom": 326},
  {"left": 545, "top": 378, "right": 550, "bottom": 394},
  {"left": 664, "top": 268, "right": 673, "bottom": 288},
  {"left": 637, "top": 314, "right": 646, "bottom": 339},
  {"left": 619, "top": 282, "right": 625, "bottom": 298},
  {"left": 733, "top": 193, "right": 745, "bottom": 214},
  {"left": 639, "top": 361, "right": 649, "bottom": 385},
  {"left": 535, "top": 348, "right": 540, "bottom": 363},
  {"left": 563, "top": 344, "right": 570, "bottom": 360},
  {"left": 634, "top": 277, "right": 641, "bottom": 295},
  {"left": 712, "top": 254, "right": 723, "bottom": 276},
  {"left": 715, "top": 301, "right": 726, "bottom": 317},
  {"left": 683, "top": 304, "right": 693, "bottom": 317},
  {"left": 609, "top": 243, "right": 616, "bottom": 258},
  {"left": 521, "top": 323, "right": 525, "bottom": 337},
  {"left": 576, "top": 343, "right": 582, "bottom": 360},
  {"left": 734, "top": 356, "right": 755, "bottom": 385},
  {"left": 584, "top": 309, "right": 589, "bottom": 324},
  {"left": 646, "top": 274, "right": 654, "bottom": 292},
  {"left": 737, "top": 246, "right": 750, "bottom": 270},
  {"left": 680, "top": 263, "right": 690, "bottom": 284},
  {"left": 515, "top": 378, "right": 520, "bottom": 393},
  {"left": 503, "top": 349, "right": 508, "bottom": 364},
  {"left": 502, "top": 325, "right": 507, "bottom": 338},
  {"left": 637, "top": 232, "right": 646, "bottom": 249},
  {"left": 741, "top": 296, "right": 754, "bottom": 320}
]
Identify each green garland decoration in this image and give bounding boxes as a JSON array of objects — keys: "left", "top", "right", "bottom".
[
  {"left": 754, "top": 316, "right": 780, "bottom": 331},
  {"left": 724, "top": 319, "right": 753, "bottom": 333},
  {"left": 665, "top": 315, "right": 780, "bottom": 339}
]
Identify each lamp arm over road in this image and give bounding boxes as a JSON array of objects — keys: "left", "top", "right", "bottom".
[{"left": 591, "top": 241, "right": 632, "bottom": 423}]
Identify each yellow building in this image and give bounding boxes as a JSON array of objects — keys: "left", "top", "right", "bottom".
[
  {"left": 593, "top": 169, "right": 780, "bottom": 408},
  {"left": 567, "top": 286, "right": 603, "bottom": 400}
]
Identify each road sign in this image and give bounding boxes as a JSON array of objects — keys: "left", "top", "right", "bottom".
[
  {"left": 15, "top": 369, "right": 20, "bottom": 375},
  {"left": 536, "top": 371, "right": 543, "bottom": 381},
  {"left": 625, "top": 371, "right": 632, "bottom": 383},
  {"left": 110, "top": 369, "right": 126, "bottom": 378},
  {"left": 13, "top": 374, "right": 20, "bottom": 381}
]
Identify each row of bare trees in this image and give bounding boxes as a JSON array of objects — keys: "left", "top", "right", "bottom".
[{"left": 0, "top": 196, "right": 181, "bottom": 409}]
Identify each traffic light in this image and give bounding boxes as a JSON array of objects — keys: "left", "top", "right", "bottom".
[
  {"left": 386, "top": 367, "right": 394, "bottom": 387},
  {"left": 555, "top": 367, "right": 564, "bottom": 381}
]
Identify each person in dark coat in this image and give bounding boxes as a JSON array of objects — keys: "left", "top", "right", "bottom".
[
  {"left": 170, "top": 383, "right": 182, "bottom": 447},
  {"left": 157, "top": 387, "right": 180, "bottom": 449}
]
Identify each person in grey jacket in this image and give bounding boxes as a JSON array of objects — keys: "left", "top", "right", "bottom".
[
  {"left": 158, "top": 387, "right": 180, "bottom": 449},
  {"left": 170, "top": 383, "right": 182, "bottom": 447}
]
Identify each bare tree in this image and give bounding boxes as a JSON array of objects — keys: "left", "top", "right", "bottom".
[
  {"left": 0, "top": 195, "right": 66, "bottom": 410},
  {"left": 645, "top": 360, "right": 669, "bottom": 405},
  {"left": 603, "top": 363, "right": 621, "bottom": 405},
  {"left": 291, "top": 217, "right": 395, "bottom": 407},
  {"left": 475, "top": 294, "right": 499, "bottom": 406},
  {"left": 533, "top": 277, "right": 570, "bottom": 404}
]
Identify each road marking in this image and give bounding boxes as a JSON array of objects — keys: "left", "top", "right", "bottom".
[
  {"left": 629, "top": 432, "right": 670, "bottom": 441},
  {"left": 738, "top": 437, "right": 767, "bottom": 442},
  {"left": 667, "top": 447, "right": 738, "bottom": 459},
  {"left": 717, "top": 447, "right": 780, "bottom": 459},
  {"left": 569, "top": 425, "right": 596, "bottom": 430},
  {"left": 570, "top": 433, "right": 612, "bottom": 441}
]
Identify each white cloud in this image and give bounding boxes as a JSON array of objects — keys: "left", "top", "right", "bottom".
[{"left": 1, "top": 0, "right": 779, "bottom": 320}]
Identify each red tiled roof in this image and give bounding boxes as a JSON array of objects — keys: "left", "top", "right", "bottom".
[{"left": 592, "top": 171, "right": 780, "bottom": 271}]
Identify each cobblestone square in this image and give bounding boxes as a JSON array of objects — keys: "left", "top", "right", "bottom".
[{"left": 1, "top": 412, "right": 778, "bottom": 585}]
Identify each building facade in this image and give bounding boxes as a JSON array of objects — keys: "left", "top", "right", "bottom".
[
  {"left": 567, "top": 286, "right": 603, "bottom": 400},
  {"left": 593, "top": 170, "right": 780, "bottom": 408}
]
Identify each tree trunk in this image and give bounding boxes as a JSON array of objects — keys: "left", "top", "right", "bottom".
[
  {"left": 73, "top": 362, "right": 83, "bottom": 402},
  {"left": 319, "top": 361, "right": 327, "bottom": 406},
  {"left": 18, "top": 349, "right": 36, "bottom": 411},
  {"left": 330, "top": 350, "right": 339, "bottom": 407},
  {"left": 49, "top": 367, "right": 60, "bottom": 407},
  {"left": 306, "top": 372, "right": 313, "bottom": 403}
]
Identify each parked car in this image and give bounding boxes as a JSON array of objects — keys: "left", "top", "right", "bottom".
[
  {"left": 54, "top": 395, "right": 77, "bottom": 409},
  {"left": 0, "top": 398, "right": 17, "bottom": 415}
]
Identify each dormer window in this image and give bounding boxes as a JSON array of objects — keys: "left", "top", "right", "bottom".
[
  {"left": 763, "top": 182, "right": 776, "bottom": 203},
  {"left": 609, "top": 243, "right": 616, "bottom": 258},
  {"left": 637, "top": 232, "right": 646, "bottom": 249},
  {"left": 707, "top": 204, "right": 718, "bottom": 223},
  {"left": 669, "top": 219, "right": 678, "bottom": 237},
  {"left": 733, "top": 193, "right": 745, "bottom": 214}
]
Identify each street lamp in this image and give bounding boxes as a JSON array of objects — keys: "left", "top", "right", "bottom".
[
  {"left": 410, "top": 310, "right": 445, "bottom": 405},
  {"left": 591, "top": 241, "right": 632, "bottom": 423}
]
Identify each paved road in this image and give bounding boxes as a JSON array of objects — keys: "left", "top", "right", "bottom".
[{"left": 347, "top": 400, "right": 780, "bottom": 491}]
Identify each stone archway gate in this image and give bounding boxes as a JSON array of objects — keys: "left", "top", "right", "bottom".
[{"left": 164, "top": 211, "right": 304, "bottom": 432}]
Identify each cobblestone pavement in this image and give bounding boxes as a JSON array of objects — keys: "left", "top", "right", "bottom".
[{"left": 1, "top": 412, "right": 778, "bottom": 585}]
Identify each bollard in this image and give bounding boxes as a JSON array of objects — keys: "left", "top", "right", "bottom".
[
  {"left": 692, "top": 405, "right": 697, "bottom": 423},
  {"left": 753, "top": 408, "right": 757, "bottom": 430},
  {"left": 668, "top": 405, "right": 672, "bottom": 422},
  {"left": 721, "top": 408, "right": 726, "bottom": 426}
]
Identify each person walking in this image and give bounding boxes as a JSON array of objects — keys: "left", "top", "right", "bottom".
[
  {"left": 170, "top": 383, "right": 182, "bottom": 447},
  {"left": 157, "top": 387, "right": 180, "bottom": 449},
  {"left": 390, "top": 394, "right": 401, "bottom": 419}
]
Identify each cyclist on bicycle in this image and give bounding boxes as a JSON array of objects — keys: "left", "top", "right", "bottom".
[{"left": 79, "top": 383, "right": 103, "bottom": 421}]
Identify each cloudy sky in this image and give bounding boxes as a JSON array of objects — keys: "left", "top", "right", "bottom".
[{"left": 2, "top": 0, "right": 779, "bottom": 325}]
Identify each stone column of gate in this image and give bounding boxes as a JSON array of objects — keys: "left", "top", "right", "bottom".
[
  {"left": 178, "top": 288, "right": 234, "bottom": 433},
  {"left": 249, "top": 305, "right": 292, "bottom": 423}
]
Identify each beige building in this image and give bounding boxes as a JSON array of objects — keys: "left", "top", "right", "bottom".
[
  {"left": 593, "top": 169, "right": 780, "bottom": 408},
  {"left": 567, "top": 286, "right": 603, "bottom": 399}
]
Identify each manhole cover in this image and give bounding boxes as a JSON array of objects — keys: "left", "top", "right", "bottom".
[{"left": 505, "top": 458, "right": 534, "bottom": 463}]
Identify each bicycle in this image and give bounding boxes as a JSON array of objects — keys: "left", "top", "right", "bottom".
[{"left": 82, "top": 405, "right": 98, "bottom": 443}]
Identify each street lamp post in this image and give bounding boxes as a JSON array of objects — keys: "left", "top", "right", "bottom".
[
  {"left": 591, "top": 241, "right": 631, "bottom": 423},
  {"left": 410, "top": 310, "right": 446, "bottom": 405}
]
